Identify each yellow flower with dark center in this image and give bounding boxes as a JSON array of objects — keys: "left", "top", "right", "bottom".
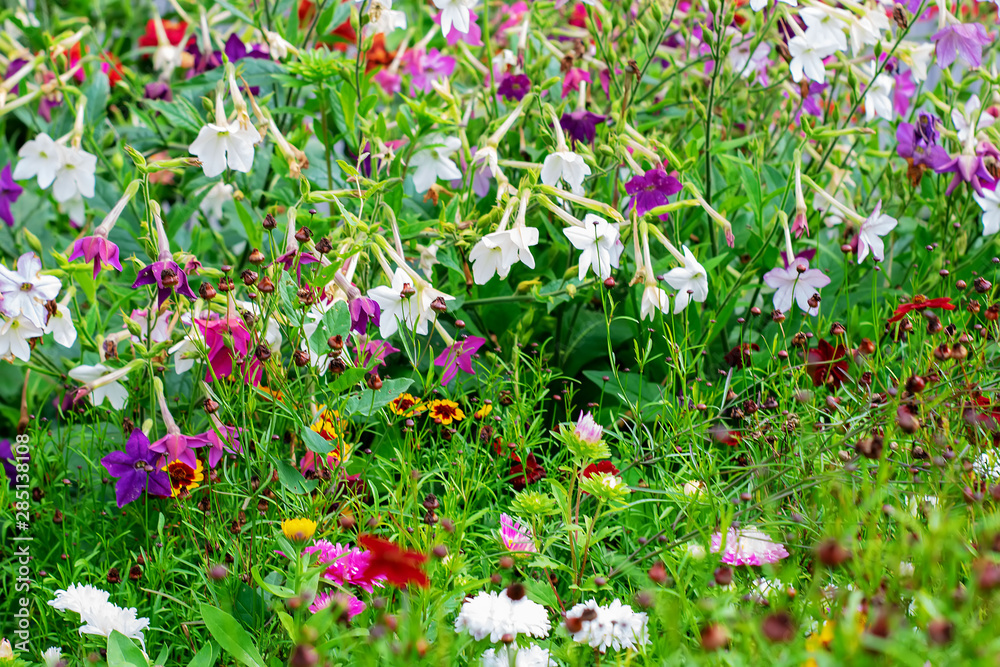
[
  {"left": 311, "top": 406, "right": 348, "bottom": 442},
  {"left": 428, "top": 399, "right": 465, "bottom": 425},
  {"left": 162, "top": 459, "right": 205, "bottom": 498},
  {"left": 474, "top": 402, "right": 493, "bottom": 419},
  {"left": 281, "top": 518, "right": 317, "bottom": 542},
  {"left": 391, "top": 393, "right": 426, "bottom": 416}
]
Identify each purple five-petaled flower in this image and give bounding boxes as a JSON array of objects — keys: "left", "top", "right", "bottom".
[
  {"left": 896, "top": 122, "right": 949, "bottom": 170},
  {"left": 100, "top": 429, "right": 172, "bottom": 507},
  {"left": 0, "top": 163, "right": 23, "bottom": 227},
  {"left": 935, "top": 153, "right": 996, "bottom": 196},
  {"left": 350, "top": 297, "right": 381, "bottom": 336},
  {"left": 625, "top": 168, "right": 683, "bottom": 219},
  {"left": 497, "top": 73, "right": 531, "bottom": 102},
  {"left": 434, "top": 335, "right": 486, "bottom": 386},
  {"left": 70, "top": 235, "right": 123, "bottom": 279},
  {"left": 932, "top": 23, "right": 991, "bottom": 70},
  {"left": 204, "top": 419, "right": 242, "bottom": 469},
  {"left": 560, "top": 110, "right": 606, "bottom": 146},
  {"left": 132, "top": 259, "right": 197, "bottom": 307}
]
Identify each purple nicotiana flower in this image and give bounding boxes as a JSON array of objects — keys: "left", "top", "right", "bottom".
[
  {"left": 932, "top": 23, "right": 991, "bottom": 70},
  {"left": 935, "top": 151, "right": 996, "bottom": 196},
  {"left": 149, "top": 431, "right": 210, "bottom": 469},
  {"left": 896, "top": 122, "right": 949, "bottom": 170},
  {"left": 560, "top": 110, "right": 606, "bottom": 146},
  {"left": 360, "top": 339, "right": 399, "bottom": 368},
  {"left": 497, "top": 73, "right": 531, "bottom": 101},
  {"left": 0, "top": 438, "right": 26, "bottom": 489},
  {"left": 133, "top": 259, "right": 198, "bottom": 306},
  {"left": 349, "top": 297, "right": 381, "bottom": 336},
  {"left": 451, "top": 148, "right": 492, "bottom": 198},
  {"left": 100, "top": 429, "right": 172, "bottom": 507},
  {"left": 4, "top": 59, "right": 27, "bottom": 95},
  {"left": 144, "top": 81, "right": 173, "bottom": 101},
  {"left": 434, "top": 335, "right": 487, "bottom": 385},
  {"left": 893, "top": 70, "right": 917, "bottom": 118},
  {"left": 625, "top": 168, "right": 683, "bottom": 218},
  {"left": 70, "top": 236, "right": 123, "bottom": 278},
  {"left": 204, "top": 417, "right": 242, "bottom": 468},
  {"left": 405, "top": 48, "right": 456, "bottom": 95},
  {"left": 0, "top": 163, "right": 24, "bottom": 227}
]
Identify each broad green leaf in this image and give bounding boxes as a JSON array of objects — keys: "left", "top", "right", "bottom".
[
  {"left": 344, "top": 377, "right": 414, "bottom": 416},
  {"left": 106, "top": 631, "right": 148, "bottom": 667},
  {"left": 301, "top": 426, "right": 335, "bottom": 454},
  {"left": 275, "top": 459, "right": 318, "bottom": 495},
  {"left": 186, "top": 642, "right": 216, "bottom": 667},
  {"left": 199, "top": 604, "right": 266, "bottom": 667}
]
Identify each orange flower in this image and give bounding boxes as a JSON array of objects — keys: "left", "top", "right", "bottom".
[
  {"left": 161, "top": 459, "right": 204, "bottom": 497},
  {"left": 428, "top": 399, "right": 464, "bottom": 425},
  {"left": 390, "top": 393, "right": 425, "bottom": 416}
]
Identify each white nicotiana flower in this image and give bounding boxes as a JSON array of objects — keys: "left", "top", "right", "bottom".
[
  {"left": 800, "top": 7, "right": 848, "bottom": 52},
  {"left": 418, "top": 241, "right": 442, "bottom": 277},
  {"left": 263, "top": 30, "right": 295, "bottom": 60},
  {"left": 13, "top": 132, "right": 62, "bottom": 188},
  {"left": 0, "top": 252, "right": 62, "bottom": 327},
  {"left": 129, "top": 309, "right": 172, "bottom": 345},
  {"left": 953, "top": 95, "right": 995, "bottom": 146},
  {"left": 640, "top": 283, "right": 669, "bottom": 321},
  {"left": 540, "top": 150, "right": 591, "bottom": 196},
  {"left": 454, "top": 590, "right": 551, "bottom": 642},
  {"left": 974, "top": 185, "right": 1000, "bottom": 236},
  {"left": 565, "top": 599, "right": 650, "bottom": 653},
  {"left": 480, "top": 644, "right": 556, "bottom": 667},
  {"left": 45, "top": 300, "right": 78, "bottom": 348},
  {"left": 0, "top": 315, "right": 44, "bottom": 362},
  {"left": 410, "top": 135, "right": 462, "bottom": 193},
  {"left": 728, "top": 30, "right": 771, "bottom": 78},
  {"left": 563, "top": 214, "right": 623, "bottom": 281},
  {"left": 367, "top": 0, "right": 408, "bottom": 35},
  {"left": 849, "top": 9, "right": 888, "bottom": 54},
  {"left": 663, "top": 245, "right": 708, "bottom": 314},
  {"left": 189, "top": 91, "right": 263, "bottom": 178},
  {"left": 199, "top": 181, "right": 234, "bottom": 221},
  {"left": 67, "top": 364, "right": 130, "bottom": 410},
  {"left": 856, "top": 200, "right": 897, "bottom": 263},
  {"left": 368, "top": 267, "right": 421, "bottom": 338},
  {"left": 787, "top": 36, "right": 838, "bottom": 83},
  {"left": 863, "top": 63, "right": 894, "bottom": 123},
  {"left": 52, "top": 145, "right": 98, "bottom": 204},
  {"left": 433, "top": 0, "right": 476, "bottom": 36},
  {"left": 749, "top": 0, "right": 796, "bottom": 12},
  {"left": 470, "top": 230, "right": 520, "bottom": 284}
]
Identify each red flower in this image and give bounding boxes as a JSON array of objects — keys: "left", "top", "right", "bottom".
[
  {"left": 888, "top": 295, "right": 955, "bottom": 323},
  {"left": 101, "top": 52, "right": 125, "bottom": 87},
  {"left": 357, "top": 535, "right": 429, "bottom": 589},
  {"left": 298, "top": 0, "right": 317, "bottom": 27},
  {"left": 509, "top": 452, "right": 546, "bottom": 491},
  {"left": 806, "top": 340, "right": 850, "bottom": 389},
  {"left": 138, "top": 19, "right": 187, "bottom": 50},
  {"left": 583, "top": 461, "right": 620, "bottom": 478}
]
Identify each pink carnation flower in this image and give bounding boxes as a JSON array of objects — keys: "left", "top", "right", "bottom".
[
  {"left": 309, "top": 590, "right": 366, "bottom": 618},
  {"left": 499, "top": 513, "right": 536, "bottom": 553},
  {"left": 302, "top": 541, "right": 386, "bottom": 593},
  {"left": 710, "top": 527, "right": 789, "bottom": 566}
]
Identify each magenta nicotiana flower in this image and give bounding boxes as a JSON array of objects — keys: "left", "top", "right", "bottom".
[
  {"left": 204, "top": 414, "right": 242, "bottom": 468},
  {"left": 403, "top": 48, "right": 456, "bottom": 95},
  {"left": 499, "top": 513, "right": 536, "bottom": 552},
  {"left": 349, "top": 297, "right": 381, "bottom": 336},
  {"left": 144, "top": 81, "right": 173, "bottom": 101},
  {"left": 197, "top": 312, "right": 252, "bottom": 382},
  {"left": 893, "top": 70, "right": 916, "bottom": 118},
  {"left": 309, "top": 591, "right": 366, "bottom": 618},
  {"left": 562, "top": 67, "right": 591, "bottom": 98},
  {"left": 935, "top": 149, "right": 997, "bottom": 197},
  {"left": 560, "top": 110, "right": 606, "bottom": 146},
  {"left": 359, "top": 339, "right": 399, "bottom": 369},
  {"left": 302, "top": 540, "right": 386, "bottom": 593},
  {"left": 625, "top": 168, "right": 683, "bottom": 219},
  {"left": 932, "top": 23, "right": 991, "bottom": 69},
  {"left": 149, "top": 379, "right": 210, "bottom": 468},
  {"left": 710, "top": 526, "right": 790, "bottom": 566},
  {"left": 0, "top": 163, "right": 23, "bottom": 227},
  {"left": 70, "top": 180, "right": 139, "bottom": 278},
  {"left": 275, "top": 210, "right": 319, "bottom": 280},
  {"left": 100, "top": 429, "right": 172, "bottom": 507},
  {"left": 132, "top": 206, "right": 197, "bottom": 306},
  {"left": 434, "top": 335, "right": 486, "bottom": 385}
]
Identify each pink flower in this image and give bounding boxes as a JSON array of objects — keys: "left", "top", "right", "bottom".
[
  {"left": 710, "top": 527, "right": 789, "bottom": 566},
  {"left": 198, "top": 315, "right": 252, "bottom": 382},
  {"left": 562, "top": 68, "right": 591, "bottom": 99},
  {"left": 573, "top": 411, "right": 603, "bottom": 444},
  {"left": 309, "top": 591, "right": 366, "bottom": 618},
  {"left": 302, "top": 541, "right": 386, "bottom": 593},
  {"left": 499, "top": 513, "right": 536, "bottom": 552}
]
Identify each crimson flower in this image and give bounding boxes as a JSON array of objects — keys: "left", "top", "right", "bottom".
[
  {"left": 509, "top": 452, "right": 546, "bottom": 491},
  {"left": 806, "top": 340, "right": 850, "bottom": 389},
  {"left": 137, "top": 19, "right": 187, "bottom": 49},
  {"left": 887, "top": 295, "right": 955, "bottom": 323},
  {"left": 583, "top": 460, "right": 620, "bottom": 478},
  {"left": 357, "top": 535, "right": 429, "bottom": 589},
  {"left": 724, "top": 343, "right": 760, "bottom": 369}
]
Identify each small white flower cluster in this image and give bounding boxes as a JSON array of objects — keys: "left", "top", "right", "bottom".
[
  {"left": 454, "top": 589, "right": 551, "bottom": 643},
  {"left": 480, "top": 644, "right": 556, "bottom": 667},
  {"left": 14, "top": 132, "right": 97, "bottom": 222},
  {"left": 0, "top": 252, "right": 74, "bottom": 363},
  {"left": 565, "top": 598, "right": 650, "bottom": 654},
  {"left": 48, "top": 584, "right": 151, "bottom": 648}
]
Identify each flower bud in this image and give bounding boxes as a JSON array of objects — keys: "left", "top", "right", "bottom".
[
  {"left": 257, "top": 276, "right": 275, "bottom": 294},
  {"left": 241, "top": 269, "right": 258, "bottom": 286},
  {"left": 293, "top": 350, "right": 310, "bottom": 367},
  {"left": 218, "top": 277, "right": 235, "bottom": 293},
  {"left": 263, "top": 214, "right": 277, "bottom": 230},
  {"left": 249, "top": 248, "right": 266, "bottom": 264},
  {"left": 315, "top": 237, "right": 333, "bottom": 254}
]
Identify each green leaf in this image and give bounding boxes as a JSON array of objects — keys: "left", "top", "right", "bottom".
[
  {"left": 145, "top": 98, "right": 204, "bottom": 134},
  {"left": 234, "top": 199, "right": 263, "bottom": 250},
  {"left": 301, "top": 426, "right": 335, "bottom": 454},
  {"left": 340, "top": 85, "right": 357, "bottom": 137},
  {"left": 251, "top": 565, "right": 296, "bottom": 599},
  {"left": 106, "top": 631, "right": 148, "bottom": 667},
  {"left": 186, "top": 642, "right": 217, "bottom": 667},
  {"left": 307, "top": 301, "right": 351, "bottom": 353},
  {"left": 199, "top": 604, "right": 267, "bottom": 667},
  {"left": 344, "top": 377, "right": 414, "bottom": 416},
  {"left": 275, "top": 460, "right": 318, "bottom": 495}
]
